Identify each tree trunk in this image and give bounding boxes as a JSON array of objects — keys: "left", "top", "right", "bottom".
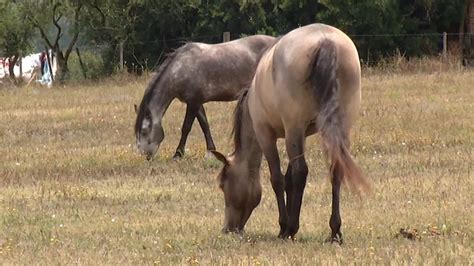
[
  {"left": 459, "top": 0, "right": 469, "bottom": 64},
  {"left": 55, "top": 50, "right": 69, "bottom": 82},
  {"left": 7, "top": 56, "right": 21, "bottom": 85},
  {"left": 76, "top": 48, "right": 87, "bottom": 79}
]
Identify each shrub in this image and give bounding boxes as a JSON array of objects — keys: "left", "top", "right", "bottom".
[{"left": 68, "top": 50, "right": 105, "bottom": 80}]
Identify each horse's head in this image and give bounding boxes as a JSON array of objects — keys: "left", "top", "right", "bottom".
[
  {"left": 211, "top": 150, "right": 262, "bottom": 234},
  {"left": 134, "top": 103, "right": 164, "bottom": 160}
]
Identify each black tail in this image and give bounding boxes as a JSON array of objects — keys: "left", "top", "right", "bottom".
[{"left": 310, "top": 39, "right": 370, "bottom": 192}]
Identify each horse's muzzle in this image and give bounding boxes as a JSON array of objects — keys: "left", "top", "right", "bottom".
[{"left": 145, "top": 152, "right": 153, "bottom": 161}]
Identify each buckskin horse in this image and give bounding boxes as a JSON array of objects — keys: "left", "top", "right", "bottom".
[
  {"left": 134, "top": 35, "right": 276, "bottom": 159},
  {"left": 211, "top": 24, "right": 371, "bottom": 242}
]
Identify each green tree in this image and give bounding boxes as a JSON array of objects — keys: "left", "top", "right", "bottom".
[
  {"left": 317, "top": 0, "right": 466, "bottom": 61},
  {"left": 82, "top": 0, "right": 145, "bottom": 74},
  {"left": 21, "top": 0, "right": 85, "bottom": 81},
  {"left": 263, "top": 0, "right": 321, "bottom": 35},
  {"left": 42, "top": 0, "right": 470, "bottom": 77},
  {"left": 0, "top": 2, "right": 35, "bottom": 82},
  {"left": 316, "top": 0, "right": 405, "bottom": 62}
]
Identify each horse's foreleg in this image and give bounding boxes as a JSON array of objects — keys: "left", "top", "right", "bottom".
[
  {"left": 256, "top": 128, "right": 288, "bottom": 237},
  {"left": 282, "top": 132, "right": 308, "bottom": 239},
  {"left": 284, "top": 164, "right": 293, "bottom": 215},
  {"left": 329, "top": 160, "right": 344, "bottom": 244},
  {"left": 196, "top": 105, "right": 216, "bottom": 152},
  {"left": 174, "top": 105, "right": 198, "bottom": 158}
]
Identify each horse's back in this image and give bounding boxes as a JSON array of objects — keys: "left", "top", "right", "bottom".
[
  {"left": 172, "top": 35, "right": 276, "bottom": 102},
  {"left": 273, "top": 24, "right": 360, "bottom": 97}
]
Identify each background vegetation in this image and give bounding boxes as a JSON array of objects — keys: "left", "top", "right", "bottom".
[{"left": 0, "top": 0, "right": 470, "bottom": 81}]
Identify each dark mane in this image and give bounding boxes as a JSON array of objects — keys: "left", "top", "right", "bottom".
[
  {"left": 134, "top": 48, "right": 182, "bottom": 134},
  {"left": 230, "top": 37, "right": 280, "bottom": 151},
  {"left": 231, "top": 89, "right": 249, "bottom": 152}
]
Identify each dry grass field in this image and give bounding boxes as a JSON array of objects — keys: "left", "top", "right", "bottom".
[{"left": 0, "top": 68, "right": 473, "bottom": 264}]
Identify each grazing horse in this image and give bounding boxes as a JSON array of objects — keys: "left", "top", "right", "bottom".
[
  {"left": 211, "top": 24, "right": 371, "bottom": 242},
  {"left": 134, "top": 35, "right": 276, "bottom": 160}
]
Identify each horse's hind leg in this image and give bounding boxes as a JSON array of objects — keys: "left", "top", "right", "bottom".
[
  {"left": 196, "top": 105, "right": 216, "bottom": 154},
  {"left": 282, "top": 131, "right": 308, "bottom": 239},
  {"left": 174, "top": 105, "right": 198, "bottom": 158},
  {"left": 329, "top": 160, "right": 344, "bottom": 244}
]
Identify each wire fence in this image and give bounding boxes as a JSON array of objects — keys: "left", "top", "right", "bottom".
[
  {"left": 104, "top": 32, "right": 473, "bottom": 70},
  {"left": 96, "top": 32, "right": 474, "bottom": 45},
  {"left": 1, "top": 31, "right": 471, "bottom": 88},
  {"left": 3, "top": 31, "right": 470, "bottom": 81}
]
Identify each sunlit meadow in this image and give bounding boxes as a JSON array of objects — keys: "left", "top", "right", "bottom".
[{"left": 0, "top": 67, "right": 472, "bottom": 264}]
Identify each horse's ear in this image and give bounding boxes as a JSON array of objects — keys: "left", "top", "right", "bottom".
[
  {"left": 134, "top": 104, "right": 138, "bottom": 114},
  {"left": 210, "top": 150, "right": 229, "bottom": 166}
]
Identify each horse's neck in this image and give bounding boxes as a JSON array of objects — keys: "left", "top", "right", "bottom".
[
  {"left": 148, "top": 79, "right": 175, "bottom": 122},
  {"left": 235, "top": 97, "right": 263, "bottom": 173}
]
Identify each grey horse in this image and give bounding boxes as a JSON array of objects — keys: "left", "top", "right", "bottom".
[{"left": 135, "top": 35, "right": 276, "bottom": 159}]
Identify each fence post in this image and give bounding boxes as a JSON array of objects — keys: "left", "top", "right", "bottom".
[
  {"left": 223, "top": 32, "right": 230, "bottom": 43},
  {"left": 442, "top": 32, "right": 447, "bottom": 61},
  {"left": 119, "top": 41, "right": 124, "bottom": 71}
]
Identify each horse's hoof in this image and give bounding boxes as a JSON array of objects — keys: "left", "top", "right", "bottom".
[
  {"left": 173, "top": 151, "right": 184, "bottom": 159},
  {"left": 277, "top": 230, "right": 286, "bottom": 239},
  {"left": 325, "top": 234, "right": 343, "bottom": 245},
  {"left": 277, "top": 224, "right": 289, "bottom": 239},
  {"left": 222, "top": 227, "right": 242, "bottom": 235},
  {"left": 278, "top": 230, "right": 296, "bottom": 240}
]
